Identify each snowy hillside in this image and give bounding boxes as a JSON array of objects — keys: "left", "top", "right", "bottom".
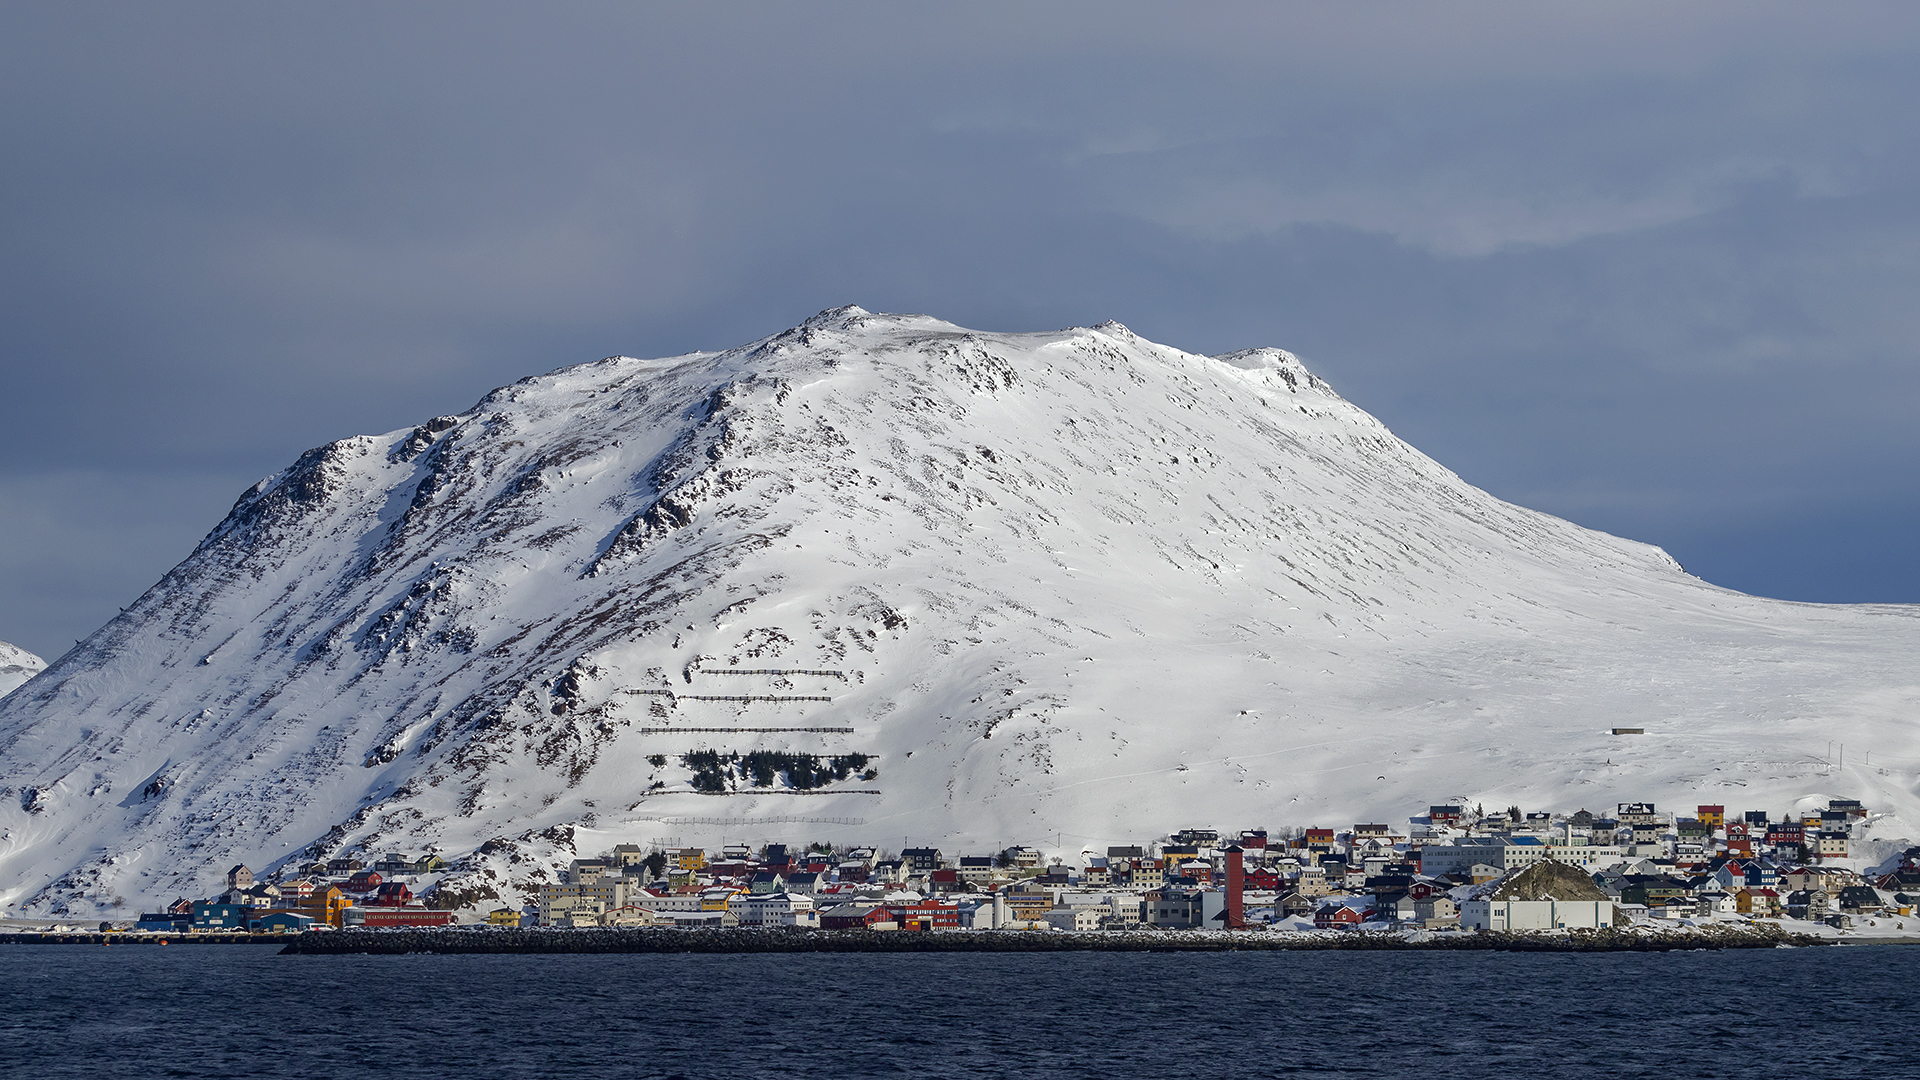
[
  {"left": 2, "top": 307, "right": 1916, "bottom": 915},
  {"left": 0, "top": 642, "right": 44, "bottom": 699}
]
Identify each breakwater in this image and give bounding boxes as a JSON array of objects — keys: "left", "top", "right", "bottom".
[
  {"left": 280, "top": 923, "right": 1826, "bottom": 955},
  {"left": 0, "top": 931, "right": 287, "bottom": 946}
]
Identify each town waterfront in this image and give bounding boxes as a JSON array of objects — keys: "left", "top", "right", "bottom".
[{"left": 3, "top": 945, "right": 1916, "bottom": 1077}]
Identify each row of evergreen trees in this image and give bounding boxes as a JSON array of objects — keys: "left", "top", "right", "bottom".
[{"left": 680, "top": 750, "right": 876, "bottom": 792}]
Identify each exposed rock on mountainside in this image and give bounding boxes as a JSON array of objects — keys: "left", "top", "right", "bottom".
[
  {"left": 0, "top": 641, "right": 44, "bottom": 699},
  {"left": 1, "top": 307, "right": 1916, "bottom": 915},
  {"left": 1485, "top": 860, "right": 1613, "bottom": 902}
]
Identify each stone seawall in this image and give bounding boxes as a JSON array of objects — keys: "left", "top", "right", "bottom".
[{"left": 279, "top": 924, "right": 1825, "bottom": 955}]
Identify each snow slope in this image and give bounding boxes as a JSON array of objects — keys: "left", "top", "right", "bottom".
[
  {"left": 2, "top": 307, "right": 1916, "bottom": 914},
  {"left": 0, "top": 642, "right": 44, "bottom": 699}
]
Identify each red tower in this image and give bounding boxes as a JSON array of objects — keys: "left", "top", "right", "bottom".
[{"left": 1225, "top": 844, "right": 1246, "bottom": 929}]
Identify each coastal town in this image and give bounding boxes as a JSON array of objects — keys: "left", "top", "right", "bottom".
[{"left": 98, "top": 795, "right": 1919, "bottom": 939}]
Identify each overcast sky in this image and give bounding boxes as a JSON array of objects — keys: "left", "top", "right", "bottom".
[{"left": 3, "top": 2, "right": 1918, "bottom": 660}]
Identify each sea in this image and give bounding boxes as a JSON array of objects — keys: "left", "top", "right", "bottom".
[{"left": 3, "top": 944, "right": 1916, "bottom": 1078}]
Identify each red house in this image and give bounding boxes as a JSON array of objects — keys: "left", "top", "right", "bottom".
[
  {"left": 371, "top": 882, "right": 414, "bottom": 907},
  {"left": 884, "top": 899, "right": 961, "bottom": 930},
  {"left": 344, "top": 870, "right": 384, "bottom": 893},
  {"left": 1314, "top": 904, "right": 1365, "bottom": 930},
  {"left": 821, "top": 904, "right": 895, "bottom": 930}
]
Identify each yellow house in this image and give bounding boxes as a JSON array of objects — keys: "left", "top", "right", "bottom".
[
  {"left": 487, "top": 907, "right": 521, "bottom": 926},
  {"left": 295, "top": 886, "right": 351, "bottom": 928}
]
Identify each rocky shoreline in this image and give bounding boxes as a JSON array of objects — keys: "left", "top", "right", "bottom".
[{"left": 277, "top": 923, "right": 1828, "bottom": 955}]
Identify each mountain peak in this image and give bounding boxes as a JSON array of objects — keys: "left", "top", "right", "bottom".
[{"left": 799, "top": 304, "right": 872, "bottom": 329}]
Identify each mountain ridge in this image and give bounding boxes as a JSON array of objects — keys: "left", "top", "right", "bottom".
[{"left": 1, "top": 306, "right": 1914, "bottom": 915}]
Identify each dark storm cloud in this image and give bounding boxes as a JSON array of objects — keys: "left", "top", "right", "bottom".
[{"left": 3, "top": 2, "right": 1919, "bottom": 657}]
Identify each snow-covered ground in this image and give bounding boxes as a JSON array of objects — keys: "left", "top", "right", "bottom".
[
  {"left": 0, "top": 642, "right": 44, "bottom": 699},
  {"left": 2, "top": 307, "right": 1917, "bottom": 915}
]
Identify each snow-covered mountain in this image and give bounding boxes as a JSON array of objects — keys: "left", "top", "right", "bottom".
[
  {"left": 0, "top": 642, "right": 44, "bottom": 699},
  {"left": 3, "top": 307, "right": 1916, "bottom": 915}
]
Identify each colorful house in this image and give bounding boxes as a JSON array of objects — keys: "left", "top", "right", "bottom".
[
  {"left": 820, "top": 904, "right": 897, "bottom": 930},
  {"left": 191, "top": 902, "right": 250, "bottom": 931},
  {"left": 343, "top": 870, "right": 384, "bottom": 893},
  {"left": 134, "top": 911, "right": 190, "bottom": 933},
  {"left": 249, "top": 912, "right": 315, "bottom": 933},
  {"left": 884, "top": 898, "right": 961, "bottom": 930},
  {"left": 296, "top": 885, "right": 352, "bottom": 928},
  {"left": 1313, "top": 903, "right": 1366, "bottom": 929}
]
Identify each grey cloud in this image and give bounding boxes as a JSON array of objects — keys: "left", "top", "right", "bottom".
[{"left": 2, "top": 1, "right": 1918, "bottom": 656}]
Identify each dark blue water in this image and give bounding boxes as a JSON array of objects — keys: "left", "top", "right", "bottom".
[{"left": 3, "top": 944, "right": 1917, "bottom": 1078}]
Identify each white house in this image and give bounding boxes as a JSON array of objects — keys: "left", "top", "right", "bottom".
[
  {"left": 1543, "top": 843, "right": 1629, "bottom": 870},
  {"left": 1460, "top": 898, "right": 1614, "bottom": 931},
  {"left": 1042, "top": 907, "right": 1105, "bottom": 932},
  {"left": 728, "top": 891, "right": 818, "bottom": 927},
  {"left": 1694, "top": 891, "right": 1738, "bottom": 917},
  {"left": 1418, "top": 837, "right": 1551, "bottom": 877}
]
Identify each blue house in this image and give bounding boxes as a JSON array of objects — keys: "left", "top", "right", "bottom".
[
  {"left": 249, "top": 912, "right": 315, "bottom": 933},
  {"left": 192, "top": 901, "right": 250, "bottom": 930},
  {"left": 1744, "top": 862, "right": 1780, "bottom": 888},
  {"left": 134, "top": 913, "right": 190, "bottom": 932}
]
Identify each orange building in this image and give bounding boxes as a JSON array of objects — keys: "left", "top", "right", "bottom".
[{"left": 295, "top": 885, "right": 353, "bottom": 927}]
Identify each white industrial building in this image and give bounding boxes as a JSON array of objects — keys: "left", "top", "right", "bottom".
[{"left": 1460, "top": 898, "right": 1615, "bottom": 930}]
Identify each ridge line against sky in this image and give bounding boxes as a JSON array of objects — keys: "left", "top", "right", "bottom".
[{"left": 3, "top": 1, "right": 1919, "bottom": 658}]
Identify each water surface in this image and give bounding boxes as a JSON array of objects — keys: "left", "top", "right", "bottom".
[{"left": 2, "top": 945, "right": 1915, "bottom": 1077}]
